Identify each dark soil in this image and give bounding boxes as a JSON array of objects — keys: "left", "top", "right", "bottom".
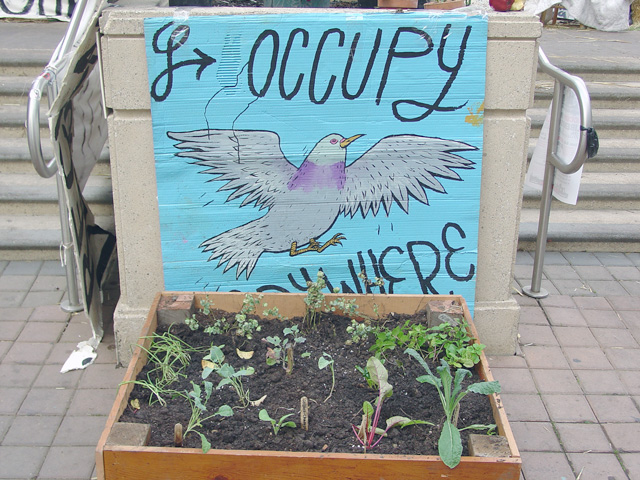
[{"left": 119, "top": 309, "right": 495, "bottom": 456}]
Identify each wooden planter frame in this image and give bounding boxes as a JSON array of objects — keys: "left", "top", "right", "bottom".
[
  {"left": 423, "top": 0, "right": 466, "bottom": 9},
  {"left": 96, "top": 292, "right": 521, "bottom": 480}
]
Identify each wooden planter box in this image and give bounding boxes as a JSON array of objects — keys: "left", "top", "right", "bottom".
[
  {"left": 423, "top": 0, "right": 465, "bottom": 9},
  {"left": 96, "top": 292, "right": 521, "bottom": 480},
  {"left": 377, "top": 0, "right": 419, "bottom": 8}
]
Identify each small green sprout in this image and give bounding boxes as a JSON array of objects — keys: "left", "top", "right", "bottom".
[
  {"left": 259, "top": 408, "right": 296, "bottom": 435},
  {"left": 318, "top": 352, "right": 335, "bottom": 402}
]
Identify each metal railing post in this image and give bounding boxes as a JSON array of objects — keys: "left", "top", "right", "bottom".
[
  {"left": 56, "top": 173, "right": 84, "bottom": 312},
  {"left": 523, "top": 49, "right": 595, "bottom": 299},
  {"left": 26, "top": 0, "right": 93, "bottom": 313}
]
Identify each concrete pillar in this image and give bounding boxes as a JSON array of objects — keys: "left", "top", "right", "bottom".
[{"left": 99, "top": 8, "right": 540, "bottom": 365}]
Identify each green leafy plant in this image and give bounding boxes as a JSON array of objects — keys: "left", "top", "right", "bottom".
[
  {"left": 303, "top": 270, "right": 327, "bottom": 330},
  {"left": 326, "top": 296, "right": 360, "bottom": 319},
  {"left": 184, "top": 380, "right": 233, "bottom": 452},
  {"left": 202, "top": 345, "right": 255, "bottom": 408},
  {"left": 318, "top": 352, "right": 335, "bottom": 402},
  {"left": 355, "top": 364, "right": 376, "bottom": 389},
  {"left": 424, "top": 319, "right": 485, "bottom": 368},
  {"left": 263, "top": 325, "right": 306, "bottom": 374},
  {"left": 352, "top": 357, "right": 431, "bottom": 451},
  {"left": 357, "top": 270, "right": 385, "bottom": 292},
  {"left": 200, "top": 294, "right": 263, "bottom": 341},
  {"left": 184, "top": 298, "right": 214, "bottom": 331},
  {"left": 405, "top": 348, "right": 500, "bottom": 469},
  {"left": 345, "top": 318, "right": 374, "bottom": 345},
  {"left": 369, "top": 320, "right": 430, "bottom": 359},
  {"left": 262, "top": 304, "right": 286, "bottom": 321},
  {"left": 259, "top": 408, "right": 296, "bottom": 435},
  {"left": 369, "top": 328, "right": 399, "bottom": 359},
  {"left": 185, "top": 314, "right": 200, "bottom": 331}
]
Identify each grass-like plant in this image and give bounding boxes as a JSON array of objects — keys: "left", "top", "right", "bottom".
[
  {"left": 122, "top": 329, "right": 205, "bottom": 406},
  {"left": 405, "top": 348, "right": 500, "bottom": 469}
]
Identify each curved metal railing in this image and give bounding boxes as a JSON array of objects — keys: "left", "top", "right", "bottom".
[
  {"left": 26, "top": 0, "right": 92, "bottom": 312},
  {"left": 523, "top": 47, "right": 598, "bottom": 299}
]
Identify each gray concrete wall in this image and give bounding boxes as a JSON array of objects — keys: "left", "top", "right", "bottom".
[{"left": 99, "top": 7, "right": 540, "bottom": 365}]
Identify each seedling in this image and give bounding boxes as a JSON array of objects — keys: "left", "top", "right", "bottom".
[
  {"left": 263, "top": 325, "right": 306, "bottom": 374},
  {"left": 352, "top": 356, "right": 431, "bottom": 450},
  {"left": 405, "top": 348, "right": 500, "bottom": 469},
  {"left": 183, "top": 380, "right": 233, "bottom": 453},
  {"left": 357, "top": 270, "right": 385, "bottom": 293},
  {"left": 184, "top": 298, "right": 213, "bottom": 331},
  {"left": 317, "top": 352, "right": 335, "bottom": 402},
  {"left": 369, "top": 321, "right": 430, "bottom": 359},
  {"left": 259, "top": 408, "right": 296, "bottom": 435},
  {"left": 424, "top": 320, "right": 485, "bottom": 368},
  {"left": 326, "top": 296, "right": 360, "bottom": 319},
  {"left": 346, "top": 319, "right": 374, "bottom": 345},
  {"left": 303, "top": 270, "right": 327, "bottom": 330},
  {"left": 202, "top": 294, "right": 263, "bottom": 340},
  {"left": 355, "top": 364, "right": 376, "bottom": 389},
  {"left": 202, "top": 345, "right": 255, "bottom": 408}
]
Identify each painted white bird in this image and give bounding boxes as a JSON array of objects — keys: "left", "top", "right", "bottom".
[{"left": 168, "top": 129, "right": 476, "bottom": 279}]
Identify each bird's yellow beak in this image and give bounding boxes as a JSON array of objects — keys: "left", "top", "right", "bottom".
[{"left": 340, "top": 134, "right": 363, "bottom": 148}]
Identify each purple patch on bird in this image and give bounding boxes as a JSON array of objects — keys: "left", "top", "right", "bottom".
[{"left": 287, "top": 161, "right": 346, "bottom": 192}]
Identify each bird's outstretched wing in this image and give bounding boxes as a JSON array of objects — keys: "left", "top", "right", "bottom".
[
  {"left": 340, "top": 135, "right": 476, "bottom": 217},
  {"left": 168, "top": 129, "right": 298, "bottom": 209}
]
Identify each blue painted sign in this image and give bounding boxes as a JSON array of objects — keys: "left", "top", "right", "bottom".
[{"left": 144, "top": 12, "right": 487, "bottom": 311}]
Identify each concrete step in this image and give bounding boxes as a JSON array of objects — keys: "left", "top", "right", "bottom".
[
  {"left": 536, "top": 57, "right": 640, "bottom": 83},
  {"left": 519, "top": 209, "right": 640, "bottom": 252},
  {"left": 532, "top": 80, "right": 640, "bottom": 110},
  {"left": 529, "top": 107, "right": 640, "bottom": 139},
  {"left": 0, "top": 214, "right": 115, "bottom": 260},
  {"left": 0, "top": 137, "right": 111, "bottom": 175},
  {"left": 0, "top": 173, "right": 114, "bottom": 216},
  {"left": 0, "top": 103, "right": 49, "bottom": 138},
  {"left": 0, "top": 20, "right": 65, "bottom": 77},
  {"left": 527, "top": 137, "right": 640, "bottom": 173},
  {"left": 522, "top": 172, "right": 640, "bottom": 210},
  {"left": 0, "top": 75, "right": 42, "bottom": 105}
]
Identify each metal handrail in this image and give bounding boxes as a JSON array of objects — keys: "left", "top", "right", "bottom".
[
  {"left": 523, "top": 47, "right": 596, "bottom": 299},
  {"left": 26, "top": 0, "right": 93, "bottom": 312},
  {"left": 536, "top": 48, "right": 593, "bottom": 175},
  {"left": 27, "top": 0, "right": 90, "bottom": 177}
]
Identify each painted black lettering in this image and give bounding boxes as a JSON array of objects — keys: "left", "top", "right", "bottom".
[
  {"left": 407, "top": 240, "right": 440, "bottom": 294},
  {"left": 309, "top": 28, "right": 345, "bottom": 105},
  {"left": 279, "top": 28, "right": 309, "bottom": 100},
  {"left": 442, "top": 222, "right": 475, "bottom": 282},
  {"left": 377, "top": 27, "right": 433, "bottom": 106},
  {"left": 378, "top": 246, "right": 406, "bottom": 294},
  {"left": 248, "top": 30, "right": 279, "bottom": 98},
  {"left": 342, "top": 29, "right": 382, "bottom": 100},
  {"left": 391, "top": 24, "right": 471, "bottom": 122}
]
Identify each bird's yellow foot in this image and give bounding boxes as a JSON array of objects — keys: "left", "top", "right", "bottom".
[{"left": 289, "top": 233, "right": 346, "bottom": 256}]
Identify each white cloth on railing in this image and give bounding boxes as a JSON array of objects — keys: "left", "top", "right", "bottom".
[{"left": 524, "top": 0, "right": 633, "bottom": 31}]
